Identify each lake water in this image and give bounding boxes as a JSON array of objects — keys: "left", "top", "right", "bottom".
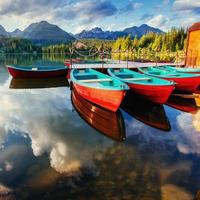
[{"left": 0, "top": 54, "right": 200, "bottom": 200}]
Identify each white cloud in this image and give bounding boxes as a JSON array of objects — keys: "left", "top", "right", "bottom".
[
  {"left": 4, "top": 161, "right": 13, "bottom": 172},
  {"left": 133, "top": 2, "right": 143, "bottom": 9},
  {"left": 175, "top": 111, "right": 200, "bottom": 155},
  {"left": 173, "top": 0, "right": 200, "bottom": 13},
  {"left": 50, "top": 142, "right": 81, "bottom": 173},
  {"left": 0, "top": 0, "right": 117, "bottom": 32},
  {"left": 146, "top": 14, "right": 169, "bottom": 30},
  {"left": 163, "top": 0, "right": 169, "bottom": 5},
  {"left": 120, "top": 1, "right": 143, "bottom": 13}
]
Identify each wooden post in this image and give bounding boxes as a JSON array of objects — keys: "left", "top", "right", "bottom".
[
  {"left": 126, "top": 44, "right": 130, "bottom": 68},
  {"left": 69, "top": 42, "right": 73, "bottom": 69},
  {"left": 101, "top": 43, "right": 104, "bottom": 69},
  {"left": 119, "top": 44, "right": 121, "bottom": 64},
  {"left": 185, "top": 27, "right": 189, "bottom": 66}
]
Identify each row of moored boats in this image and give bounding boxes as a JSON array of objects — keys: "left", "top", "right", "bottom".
[{"left": 6, "top": 65, "right": 200, "bottom": 112}]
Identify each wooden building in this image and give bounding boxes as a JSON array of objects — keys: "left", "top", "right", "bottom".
[{"left": 185, "top": 22, "right": 200, "bottom": 67}]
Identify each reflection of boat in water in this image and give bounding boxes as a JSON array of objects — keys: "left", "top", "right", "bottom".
[
  {"left": 166, "top": 94, "right": 199, "bottom": 113},
  {"left": 121, "top": 91, "right": 171, "bottom": 131},
  {"left": 9, "top": 77, "right": 69, "bottom": 89},
  {"left": 71, "top": 86, "right": 126, "bottom": 141}
]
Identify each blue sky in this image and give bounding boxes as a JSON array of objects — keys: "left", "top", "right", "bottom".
[{"left": 0, "top": 0, "right": 200, "bottom": 33}]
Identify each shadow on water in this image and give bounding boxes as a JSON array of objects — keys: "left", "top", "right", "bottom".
[
  {"left": 9, "top": 77, "right": 69, "bottom": 89},
  {"left": 121, "top": 91, "right": 171, "bottom": 131},
  {"left": 71, "top": 86, "right": 126, "bottom": 141},
  {"left": 166, "top": 94, "right": 200, "bottom": 113}
]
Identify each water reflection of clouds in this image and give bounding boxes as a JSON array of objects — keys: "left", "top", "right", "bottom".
[
  {"left": 192, "top": 110, "right": 200, "bottom": 132},
  {"left": 176, "top": 110, "right": 200, "bottom": 155},
  {"left": 0, "top": 86, "right": 112, "bottom": 174},
  {"left": 0, "top": 65, "right": 9, "bottom": 85},
  {"left": 124, "top": 105, "right": 200, "bottom": 156}
]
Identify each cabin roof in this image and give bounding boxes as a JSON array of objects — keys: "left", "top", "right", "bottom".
[{"left": 189, "top": 22, "right": 200, "bottom": 32}]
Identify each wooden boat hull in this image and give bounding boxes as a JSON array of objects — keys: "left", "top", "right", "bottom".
[
  {"left": 73, "top": 83, "right": 126, "bottom": 112},
  {"left": 163, "top": 76, "right": 200, "bottom": 92},
  {"left": 128, "top": 83, "right": 174, "bottom": 104},
  {"left": 71, "top": 87, "right": 125, "bottom": 141},
  {"left": 7, "top": 66, "right": 68, "bottom": 78}
]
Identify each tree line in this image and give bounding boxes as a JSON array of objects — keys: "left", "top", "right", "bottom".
[
  {"left": 0, "top": 36, "right": 42, "bottom": 53},
  {"left": 112, "top": 28, "right": 187, "bottom": 62}
]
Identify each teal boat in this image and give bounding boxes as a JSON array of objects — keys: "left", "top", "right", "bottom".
[
  {"left": 158, "top": 65, "right": 200, "bottom": 74},
  {"left": 138, "top": 67, "right": 200, "bottom": 92},
  {"left": 71, "top": 69, "right": 129, "bottom": 112},
  {"left": 107, "top": 68, "right": 174, "bottom": 104}
]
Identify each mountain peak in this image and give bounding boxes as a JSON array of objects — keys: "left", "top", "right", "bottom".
[
  {"left": 0, "top": 25, "right": 8, "bottom": 36},
  {"left": 10, "top": 28, "right": 23, "bottom": 37},
  {"left": 139, "top": 24, "right": 149, "bottom": 28},
  {"left": 39, "top": 20, "right": 49, "bottom": 24},
  {"left": 23, "top": 21, "right": 74, "bottom": 45},
  {"left": 14, "top": 28, "right": 21, "bottom": 31},
  {"left": 91, "top": 27, "right": 103, "bottom": 33},
  {"left": 123, "top": 24, "right": 163, "bottom": 37}
]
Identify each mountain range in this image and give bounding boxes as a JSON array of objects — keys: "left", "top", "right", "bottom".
[
  {"left": 0, "top": 21, "right": 163, "bottom": 45},
  {"left": 75, "top": 24, "right": 163, "bottom": 40}
]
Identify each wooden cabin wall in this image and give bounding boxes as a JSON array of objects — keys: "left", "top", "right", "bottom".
[{"left": 186, "top": 30, "right": 200, "bottom": 67}]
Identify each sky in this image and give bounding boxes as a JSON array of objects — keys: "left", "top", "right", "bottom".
[{"left": 0, "top": 0, "right": 200, "bottom": 33}]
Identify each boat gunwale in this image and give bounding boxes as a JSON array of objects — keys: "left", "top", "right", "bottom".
[
  {"left": 161, "top": 65, "right": 200, "bottom": 73},
  {"left": 138, "top": 66, "right": 200, "bottom": 78},
  {"left": 6, "top": 65, "right": 68, "bottom": 72}
]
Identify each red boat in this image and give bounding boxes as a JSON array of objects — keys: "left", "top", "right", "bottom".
[
  {"left": 7, "top": 65, "right": 68, "bottom": 78},
  {"left": 71, "top": 69, "right": 129, "bottom": 112},
  {"left": 108, "top": 68, "right": 174, "bottom": 104},
  {"left": 128, "top": 84, "right": 175, "bottom": 104},
  {"left": 138, "top": 67, "right": 200, "bottom": 93}
]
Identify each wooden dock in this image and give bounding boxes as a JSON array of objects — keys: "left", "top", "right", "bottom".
[{"left": 69, "top": 61, "right": 184, "bottom": 69}]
